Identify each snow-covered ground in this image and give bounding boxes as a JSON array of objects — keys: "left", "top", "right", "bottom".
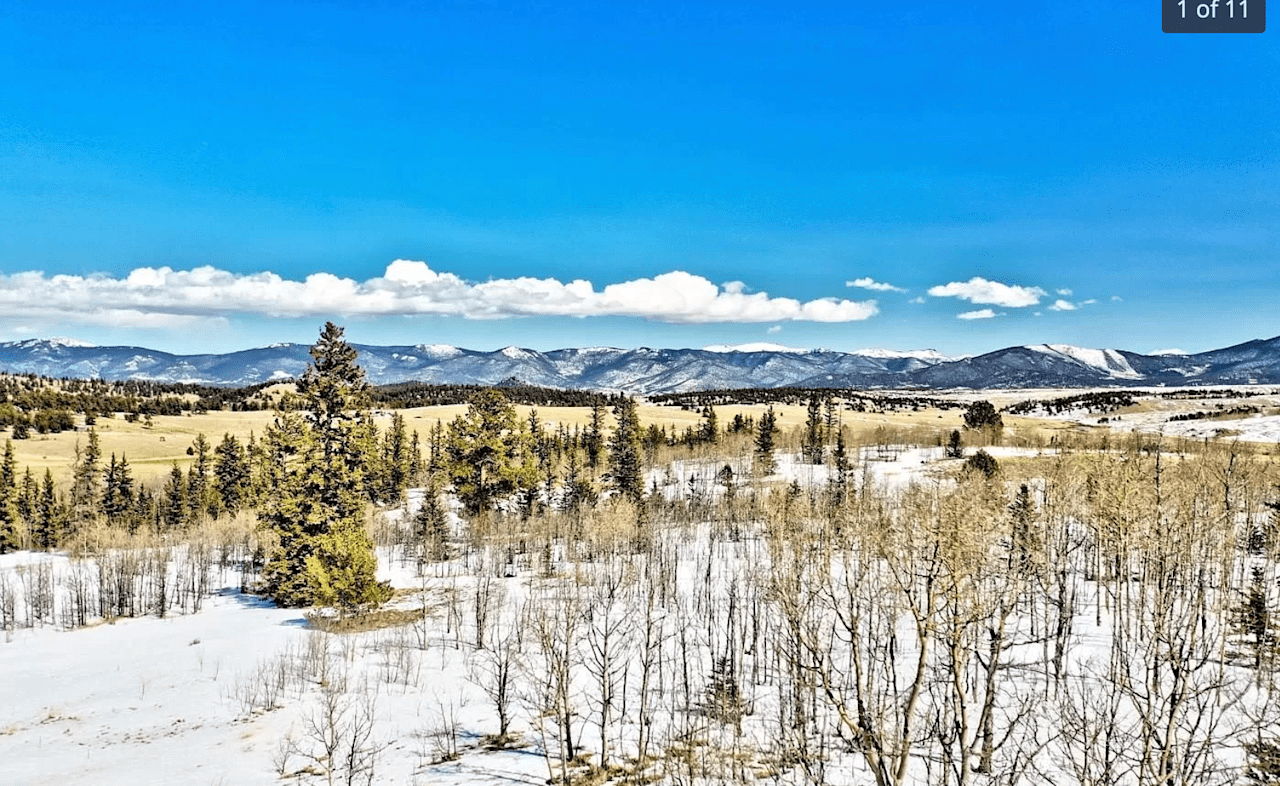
[{"left": 0, "top": 442, "right": 1267, "bottom": 786}]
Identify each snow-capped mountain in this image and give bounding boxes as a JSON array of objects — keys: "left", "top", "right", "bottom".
[{"left": 1, "top": 336, "right": 1279, "bottom": 392}]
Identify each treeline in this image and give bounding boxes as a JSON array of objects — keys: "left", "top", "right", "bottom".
[
  {"left": 370, "top": 381, "right": 623, "bottom": 409},
  {"left": 1168, "top": 404, "right": 1263, "bottom": 422},
  {"left": 650, "top": 386, "right": 963, "bottom": 413},
  {"left": 1004, "top": 390, "right": 1140, "bottom": 416},
  {"left": 0, "top": 409, "right": 426, "bottom": 553}
]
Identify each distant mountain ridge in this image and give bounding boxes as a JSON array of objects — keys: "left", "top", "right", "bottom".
[{"left": 1, "top": 335, "right": 1279, "bottom": 393}]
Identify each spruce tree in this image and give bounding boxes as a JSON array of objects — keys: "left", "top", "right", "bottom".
[
  {"left": 214, "top": 434, "right": 250, "bottom": 516},
  {"left": 0, "top": 440, "right": 18, "bottom": 552},
  {"left": 607, "top": 397, "right": 643, "bottom": 503},
  {"left": 162, "top": 462, "right": 188, "bottom": 531},
  {"left": 755, "top": 407, "right": 777, "bottom": 476},
  {"left": 68, "top": 429, "right": 102, "bottom": 537},
  {"left": 802, "top": 395, "right": 825, "bottom": 464},
  {"left": 35, "top": 469, "right": 61, "bottom": 549},
  {"left": 445, "top": 389, "right": 537, "bottom": 516},
  {"left": 260, "top": 322, "right": 391, "bottom": 612}
]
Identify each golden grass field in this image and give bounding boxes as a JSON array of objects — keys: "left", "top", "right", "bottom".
[{"left": 5, "top": 400, "right": 1075, "bottom": 486}]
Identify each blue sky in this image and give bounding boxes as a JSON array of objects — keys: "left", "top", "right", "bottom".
[{"left": 0, "top": 0, "right": 1275, "bottom": 356}]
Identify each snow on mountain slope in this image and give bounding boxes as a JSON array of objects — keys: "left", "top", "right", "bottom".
[
  {"left": 1026, "top": 344, "right": 1141, "bottom": 379},
  {"left": 701, "top": 342, "right": 812, "bottom": 353}
]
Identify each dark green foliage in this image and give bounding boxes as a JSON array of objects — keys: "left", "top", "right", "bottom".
[
  {"left": 445, "top": 389, "right": 537, "bottom": 515},
  {"left": 705, "top": 655, "right": 744, "bottom": 725},
  {"left": 214, "top": 434, "right": 250, "bottom": 516},
  {"left": 607, "top": 397, "right": 644, "bottom": 503},
  {"left": 1009, "top": 483, "right": 1039, "bottom": 568},
  {"left": 187, "top": 433, "right": 216, "bottom": 522},
  {"left": 0, "top": 440, "right": 18, "bottom": 552},
  {"left": 963, "top": 400, "right": 1003, "bottom": 432},
  {"left": 754, "top": 407, "right": 777, "bottom": 475},
  {"left": 34, "top": 469, "right": 63, "bottom": 549},
  {"left": 413, "top": 490, "right": 451, "bottom": 562},
  {"left": 68, "top": 429, "right": 102, "bottom": 536},
  {"left": 377, "top": 413, "right": 412, "bottom": 504},
  {"left": 945, "top": 429, "right": 964, "bottom": 458},
  {"left": 162, "top": 462, "right": 188, "bottom": 531},
  {"left": 1232, "top": 566, "right": 1276, "bottom": 672},
  {"left": 260, "top": 322, "right": 391, "bottom": 612},
  {"left": 561, "top": 447, "right": 596, "bottom": 513},
  {"left": 102, "top": 453, "right": 136, "bottom": 530},
  {"left": 965, "top": 450, "right": 999, "bottom": 479},
  {"left": 802, "top": 395, "right": 825, "bottom": 464},
  {"left": 700, "top": 404, "right": 718, "bottom": 444}
]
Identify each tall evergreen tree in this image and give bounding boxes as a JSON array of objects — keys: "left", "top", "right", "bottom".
[
  {"left": 700, "top": 404, "right": 719, "bottom": 444},
  {"left": 35, "top": 469, "right": 62, "bottom": 549},
  {"left": 214, "top": 434, "right": 250, "bottom": 516},
  {"left": 260, "top": 322, "right": 391, "bottom": 612},
  {"left": 102, "top": 453, "right": 136, "bottom": 529},
  {"left": 162, "top": 462, "right": 188, "bottom": 531},
  {"left": 607, "top": 397, "right": 644, "bottom": 503},
  {"left": 802, "top": 395, "right": 825, "bottom": 464},
  {"left": 378, "top": 412, "right": 411, "bottom": 504},
  {"left": 68, "top": 429, "right": 102, "bottom": 537},
  {"left": 445, "top": 389, "right": 537, "bottom": 515},
  {"left": 755, "top": 407, "right": 778, "bottom": 476},
  {"left": 187, "top": 433, "right": 216, "bottom": 521},
  {"left": 585, "top": 401, "right": 605, "bottom": 470},
  {"left": 0, "top": 440, "right": 18, "bottom": 552}
]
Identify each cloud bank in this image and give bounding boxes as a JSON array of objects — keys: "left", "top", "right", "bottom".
[
  {"left": 927, "top": 277, "right": 1046, "bottom": 308},
  {"left": 957, "top": 309, "right": 999, "bottom": 320},
  {"left": 0, "top": 261, "right": 880, "bottom": 327}
]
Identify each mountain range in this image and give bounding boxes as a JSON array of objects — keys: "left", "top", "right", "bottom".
[{"left": 1, "top": 336, "right": 1279, "bottom": 393}]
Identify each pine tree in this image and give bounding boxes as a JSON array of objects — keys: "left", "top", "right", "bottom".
[
  {"left": 755, "top": 407, "right": 777, "bottom": 476},
  {"left": 162, "top": 462, "right": 188, "bottom": 531},
  {"left": 379, "top": 412, "right": 411, "bottom": 504},
  {"left": 802, "top": 395, "right": 825, "bottom": 464},
  {"left": 607, "top": 397, "right": 643, "bottom": 503},
  {"left": 700, "top": 405, "right": 719, "bottom": 444},
  {"left": 68, "top": 429, "right": 102, "bottom": 537},
  {"left": 585, "top": 401, "right": 605, "bottom": 470},
  {"left": 102, "top": 453, "right": 136, "bottom": 529},
  {"left": 445, "top": 389, "right": 537, "bottom": 516},
  {"left": 214, "top": 434, "right": 250, "bottom": 516},
  {"left": 184, "top": 433, "right": 216, "bottom": 522},
  {"left": 413, "top": 489, "right": 451, "bottom": 562},
  {"left": 260, "top": 322, "right": 391, "bottom": 612},
  {"left": 0, "top": 440, "right": 18, "bottom": 552},
  {"left": 17, "top": 468, "right": 38, "bottom": 542},
  {"left": 35, "top": 469, "right": 62, "bottom": 549},
  {"left": 946, "top": 429, "right": 964, "bottom": 458}
]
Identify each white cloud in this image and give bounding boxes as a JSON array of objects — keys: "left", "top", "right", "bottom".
[
  {"left": 0, "top": 262, "right": 880, "bottom": 328},
  {"left": 767, "top": 325, "right": 782, "bottom": 334},
  {"left": 1048, "top": 299, "right": 1076, "bottom": 311},
  {"left": 909, "top": 296, "right": 926, "bottom": 304},
  {"left": 1057, "top": 288, "right": 1073, "bottom": 296},
  {"left": 1111, "top": 295, "right": 1123, "bottom": 302},
  {"left": 1081, "top": 298, "right": 1096, "bottom": 305},
  {"left": 957, "top": 308, "right": 998, "bottom": 320},
  {"left": 847, "top": 277, "right": 906, "bottom": 293},
  {"left": 927, "top": 277, "right": 1045, "bottom": 307}
]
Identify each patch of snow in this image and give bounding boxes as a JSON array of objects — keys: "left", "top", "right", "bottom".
[
  {"left": 701, "top": 342, "right": 812, "bottom": 353},
  {"left": 1026, "top": 344, "right": 1141, "bottom": 379},
  {"left": 415, "top": 343, "right": 462, "bottom": 358},
  {"left": 852, "top": 348, "right": 955, "bottom": 362}
]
